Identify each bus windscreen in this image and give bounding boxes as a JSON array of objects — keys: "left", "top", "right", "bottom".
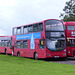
[
  {"left": 45, "top": 20, "right": 64, "bottom": 31},
  {"left": 45, "top": 20, "right": 65, "bottom": 51}
]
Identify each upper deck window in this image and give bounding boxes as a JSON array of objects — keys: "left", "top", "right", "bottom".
[
  {"left": 21, "top": 27, "right": 23, "bottom": 34},
  {"left": 13, "top": 28, "right": 17, "bottom": 35},
  {"left": 39, "top": 23, "right": 43, "bottom": 31},
  {"left": 45, "top": 20, "right": 64, "bottom": 31},
  {"left": 33, "top": 24, "right": 38, "bottom": 32},
  {"left": 28, "top": 25, "right": 33, "bottom": 33},
  {"left": 68, "top": 26, "right": 74, "bottom": 30},
  {"left": 17, "top": 27, "right": 21, "bottom": 34},
  {"left": 24, "top": 26, "right": 28, "bottom": 33}
]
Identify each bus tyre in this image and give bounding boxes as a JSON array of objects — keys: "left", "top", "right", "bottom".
[
  {"left": 34, "top": 53, "right": 38, "bottom": 60},
  {"left": 17, "top": 52, "right": 20, "bottom": 57},
  {"left": 5, "top": 49, "right": 7, "bottom": 55}
]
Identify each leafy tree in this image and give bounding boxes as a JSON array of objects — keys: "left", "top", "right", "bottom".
[{"left": 59, "top": 0, "right": 75, "bottom": 21}]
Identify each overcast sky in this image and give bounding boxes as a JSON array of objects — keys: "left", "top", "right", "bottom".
[{"left": 0, "top": 0, "right": 69, "bottom": 36}]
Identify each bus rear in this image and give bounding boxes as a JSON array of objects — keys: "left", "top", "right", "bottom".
[
  {"left": 64, "top": 22, "right": 75, "bottom": 57},
  {"left": 45, "top": 19, "right": 66, "bottom": 58},
  {"left": 0, "top": 36, "right": 12, "bottom": 55}
]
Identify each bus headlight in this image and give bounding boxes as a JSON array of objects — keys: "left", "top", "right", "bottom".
[
  {"left": 64, "top": 50, "right": 66, "bottom": 52},
  {"left": 68, "top": 51, "right": 70, "bottom": 53},
  {"left": 67, "top": 38, "right": 69, "bottom": 42}
]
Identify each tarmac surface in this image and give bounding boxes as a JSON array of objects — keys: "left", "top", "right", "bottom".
[{"left": 45, "top": 57, "right": 75, "bottom": 65}]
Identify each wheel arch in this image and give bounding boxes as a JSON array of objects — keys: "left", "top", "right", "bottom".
[
  {"left": 34, "top": 51, "right": 37, "bottom": 58},
  {"left": 17, "top": 51, "right": 20, "bottom": 56}
]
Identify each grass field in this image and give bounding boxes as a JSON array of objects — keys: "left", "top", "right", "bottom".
[{"left": 0, "top": 55, "right": 75, "bottom": 75}]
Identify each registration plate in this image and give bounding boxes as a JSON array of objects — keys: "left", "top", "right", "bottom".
[{"left": 54, "top": 56, "right": 59, "bottom": 58}]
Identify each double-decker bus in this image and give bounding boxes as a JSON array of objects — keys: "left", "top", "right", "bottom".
[
  {"left": 0, "top": 36, "right": 12, "bottom": 55},
  {"left": 64, "top": 21, "right": 75, "bottom": 57},
  {"left": 12, "top": 19, "right": 66, "bottom": 59}
]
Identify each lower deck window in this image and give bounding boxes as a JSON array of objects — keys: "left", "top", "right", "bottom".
[
  {"left": 23, "top": 41, "right": 28, "bottom": 48},
  {"left": 46, "top": 38, "right": 65, "bottom": 51},
  {"left": 0, "top": 41, "right": 11, "bottom": 47},
  {"left": 16, "top": 40, "right": 28, "bottom": 48},
  {"left": 21, "top": 41, "right": 23, "bottom": 48},
  {"left": 17, "top": 41, "right": 21, "bottom": 48},
  {"left": 67, "top": 39, "right": 75, "bottom": 47}
]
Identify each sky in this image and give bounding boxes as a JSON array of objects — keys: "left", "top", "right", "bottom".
[{"left": 0, "top": 0, "right": 69, "bottom": 36}]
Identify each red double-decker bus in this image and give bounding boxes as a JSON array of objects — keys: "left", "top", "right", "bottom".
[
  {"left": 64, "top": 21, "right": 75, "bottom": 57},
  {"left": 12, "top": 19, "right": 66, "bottom": 59},
  {"left": 0, "top": 36, "right": 12, "bottom": 55}
]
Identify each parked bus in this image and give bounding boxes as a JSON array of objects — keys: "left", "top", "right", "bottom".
[
  {"left": 0, "top": 36, "right": 12, "bottom": 55},
  {"left": 12, "top": 19, "right": 66, "bottom": 59},
  {"left": 64, "top": 21, "right": 75, "bottom": 57}
]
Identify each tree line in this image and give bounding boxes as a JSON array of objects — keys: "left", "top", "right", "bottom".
[{"left": 60, "top": 0, "right": 75, "bottom": 21}]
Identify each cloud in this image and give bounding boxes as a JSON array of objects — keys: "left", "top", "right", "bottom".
[
  {"left": 0, "top": 0, "right": 69, "bottom": 36},
  {"left": 0, "top": 29, "right": 7, "bottom": 36},
  {"left": 0, "top": 0, "right": 16, "bottom": 6}
]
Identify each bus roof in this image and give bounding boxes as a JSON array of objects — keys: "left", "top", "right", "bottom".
[
  {"left": 0, "top": 36, "right": 12, "bottom": 40},
  {"left": 0, "top": 36, "right": 11, "bottom": 37},
  {"left": 64, "top": 21, "right": 75, "bottom": 25},
  {"left": 13, "top": 19, "right": 63, "bottom": 28}
]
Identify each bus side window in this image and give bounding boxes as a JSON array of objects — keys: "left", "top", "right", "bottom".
[
  {"left": 33, "top": 24, "right": 38, "bottom": 32},
  {"left": 28, "top": 25, "right": 33, "bottom": 33},
  {"left": 21, "top": 27, "right": 23, "bottom": 34},
  {"left": 68, "top": 26, "right": 74, "bottom": 30},
  {"left": 9, "top": 42, "right": 12, "bottom": 49},
  {"left": 24, "top": 26, "right": 28, "bottom": 33},
  {"left": 17, "top": 41, "right": 21, "bottom": 48},
  {"left": 13, "top": 28, "right": 17, "bottom": 35},
  {"left": 17, "top": 27, "right": 21, "bottom": 35},
  {"left": 7, "top": 42, "right": 9, "bottom": 47},
  {"left": 3, "top": 41, "right": 5, "bottom": 47},
  {"left": 40, "top": 39, "right": 45, "bottom": 49},
  {"left": 64, "top": 25, "right": 66, "bottom": 30},
  {"left": 39, "top": 23, "right": 43, "bottom": 31},
  {"left": 23, "top": 40, "right": 28, "bottom": 48},
  {"left": 21, "top": 41, "right": 23, "bottom": 48}
]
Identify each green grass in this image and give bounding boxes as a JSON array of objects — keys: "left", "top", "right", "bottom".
[{"left": 0, "top": 55, "right": 75, "bottom": 75}]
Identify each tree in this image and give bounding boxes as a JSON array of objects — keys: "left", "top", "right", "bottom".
[{"left": 59, "top": 0, "right": 75, "bottom": 21}]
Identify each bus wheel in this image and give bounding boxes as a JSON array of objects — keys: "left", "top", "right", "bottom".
[
  {"left": 5, "top": 49, "right": 7, "bottom": 55},
  {"left": 17, "top": 52, "right": 20, "bottom": 57},
  {"left": 34, "top": 53, "right": 38, "bottom": 60}
]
